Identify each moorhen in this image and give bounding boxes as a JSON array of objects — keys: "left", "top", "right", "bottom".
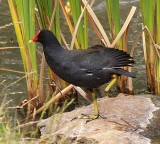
[{"left": 29, "top": 29, "right": 135, "bottom": 120}]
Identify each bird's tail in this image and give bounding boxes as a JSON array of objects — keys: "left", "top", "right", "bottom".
[
  {"left": 112, "top": 68, "right": 136, "bottom": 78},
  {"left": 105, "top": 48, "right": 136, "bottom": 78}
]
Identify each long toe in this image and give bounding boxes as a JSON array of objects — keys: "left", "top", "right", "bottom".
[{"left": 76, "top": 113, "right": 107, "bottom": 123}]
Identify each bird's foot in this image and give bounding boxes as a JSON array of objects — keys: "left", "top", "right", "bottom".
[{"left": 74, "top": 113, "right": 107, "bottom": 122}]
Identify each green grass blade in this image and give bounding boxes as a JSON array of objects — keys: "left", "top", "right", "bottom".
[
  {"left": 8, "top": 0, "right": 38, "bottom": 102},
  {"left": 84, "top": 8, "right": 88, "bottom": 49},
  {"left": 140, "top": 0, "right": 160, "bottom": 93},
  {"left": 156, "top": 0, "right": 160, "bottom": 93},
  {"left": 69, "top": 0, "right": 85, "bottom": 49},
  {"left": 106, "top": 0, "right": 122, "bottom": 50}
]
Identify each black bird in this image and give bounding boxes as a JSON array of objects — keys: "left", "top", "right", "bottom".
[{"left": 29, "top": 29, "right": 135, "bottom": 120}]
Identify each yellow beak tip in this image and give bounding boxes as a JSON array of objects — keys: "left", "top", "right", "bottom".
[{"left": 28, "top": 40, "right": 33, "bottom": 43}]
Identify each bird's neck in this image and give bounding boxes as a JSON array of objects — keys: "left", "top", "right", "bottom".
[
  {"left": 43, "top": 42, "right": 65, "bottom": 61},
  {"left": 43, "top": 38, "right": 64, "bottom": 51}
]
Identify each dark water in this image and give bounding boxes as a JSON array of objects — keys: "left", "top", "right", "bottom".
[
  {"left": 0, "top": 0, "right": 146, "bottom": 105},
  {"left": 0, "top": 0, "right": 26, "bottom": 106}
]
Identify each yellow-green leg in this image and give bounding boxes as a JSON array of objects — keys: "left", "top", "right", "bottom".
[
  {"left": 93, "top": 92, "right": 99, "bottom": 116},
  {"left": 73, "top": 76, "right": 117, "bottom": 122},
  {"left": 105, "top": 75, "right": 117, "bottom": 92},
  {"left": 80, "top": 89, "right": 107, "bottom": 122}
]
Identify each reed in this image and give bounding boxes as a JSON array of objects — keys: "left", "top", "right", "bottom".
[
  {"left": 8, "top": 0, "right": 38, "bottom": 106},
  {"left": 140, "top": 0, "right": 160, "bottom": 94},
  {"left": 106, "top": 0, "right": 134, "bottom": 94},
  {"left": 6, "top": 0, "right": 137, "bottom": 119},
  {"left": 65, "top": 0, "right": 88, "bottom": 49},
  {"left": 106, "top": 0, "right": 122, "bottom": 50}
]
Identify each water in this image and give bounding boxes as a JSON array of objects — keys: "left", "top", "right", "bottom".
[{"left": 0, "top": 0, "right": 147, "bottom": 107}]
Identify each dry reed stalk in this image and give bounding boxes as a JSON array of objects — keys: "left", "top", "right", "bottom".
[
  {"left": 110, "top": 6, "right": 136, "bottom": 48},
  {"left": 23, "top": 84, "right": 74, "bottom": 122},
  {"left": 82, "top": 0, "right": 111, "bottom": 47},
  {"left": 0, "top": 68, "right": 26, "bottom": 74},
  {"left": 59, "top": 0, "right": 80, "bottom": 49},
  {"left": 0, "top": 47, "right": 22, "bottom": 50},
  {"left": 70, "top": 0, "right": 89, "bottom": 50}
]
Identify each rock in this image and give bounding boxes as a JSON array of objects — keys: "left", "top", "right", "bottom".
[{"left": 37, "top": 93, "right": 159, "bottom": 144}]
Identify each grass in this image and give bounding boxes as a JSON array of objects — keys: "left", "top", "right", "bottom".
[
  {"left": 8, "top": 0, "right": 38, "bottom": 106},
  {"left": 0, "top": 100, "right": 33, "bottom": 143},
  {"left": 140, "top": 0, "right": 160, "bottom": 94}
]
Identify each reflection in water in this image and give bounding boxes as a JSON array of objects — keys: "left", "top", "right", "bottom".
[{"left": 0, "top": 0, "right": 147, "bottom": 106}]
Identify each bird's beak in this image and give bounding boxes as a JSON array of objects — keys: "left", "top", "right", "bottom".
[
  {"left": 28, "top": 40, "right": 33, "bottom": 43},
  {"left": 29, "top": 31, "right": 40, "bottom": 43}
]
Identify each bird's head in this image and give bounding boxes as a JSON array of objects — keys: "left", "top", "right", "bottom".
[{"left": 29, "top": 29, "right": 58, "bottom": 45}]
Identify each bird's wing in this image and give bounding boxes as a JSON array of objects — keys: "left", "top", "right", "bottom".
[{"left": 67, "top": 45, "right": 134, "bottom": 73}]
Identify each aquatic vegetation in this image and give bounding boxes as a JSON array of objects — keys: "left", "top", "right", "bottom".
[
  {"left": 5, "top": 0, "right": 160, "bottom": 122},
  {"left": 140, "top": 0, "right": 160, "bottom": 94}
]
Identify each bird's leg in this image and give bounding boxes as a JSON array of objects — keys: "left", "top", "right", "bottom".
[
  {"left": 105, "top": 75, "right": 118, "bottom": 92},
  {"left": 85, "top": 89, "right": 99, "bottom": 119},
  {"left": 79, "top": 88, "right": 107, "bottom": 122}
]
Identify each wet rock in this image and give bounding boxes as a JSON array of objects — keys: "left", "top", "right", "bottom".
[
  {"left": 140, "top": 95, "right": 160, "bottom": 143},
  {"left": 37, "top": 93, "right": 159, "bottom": 144}
]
